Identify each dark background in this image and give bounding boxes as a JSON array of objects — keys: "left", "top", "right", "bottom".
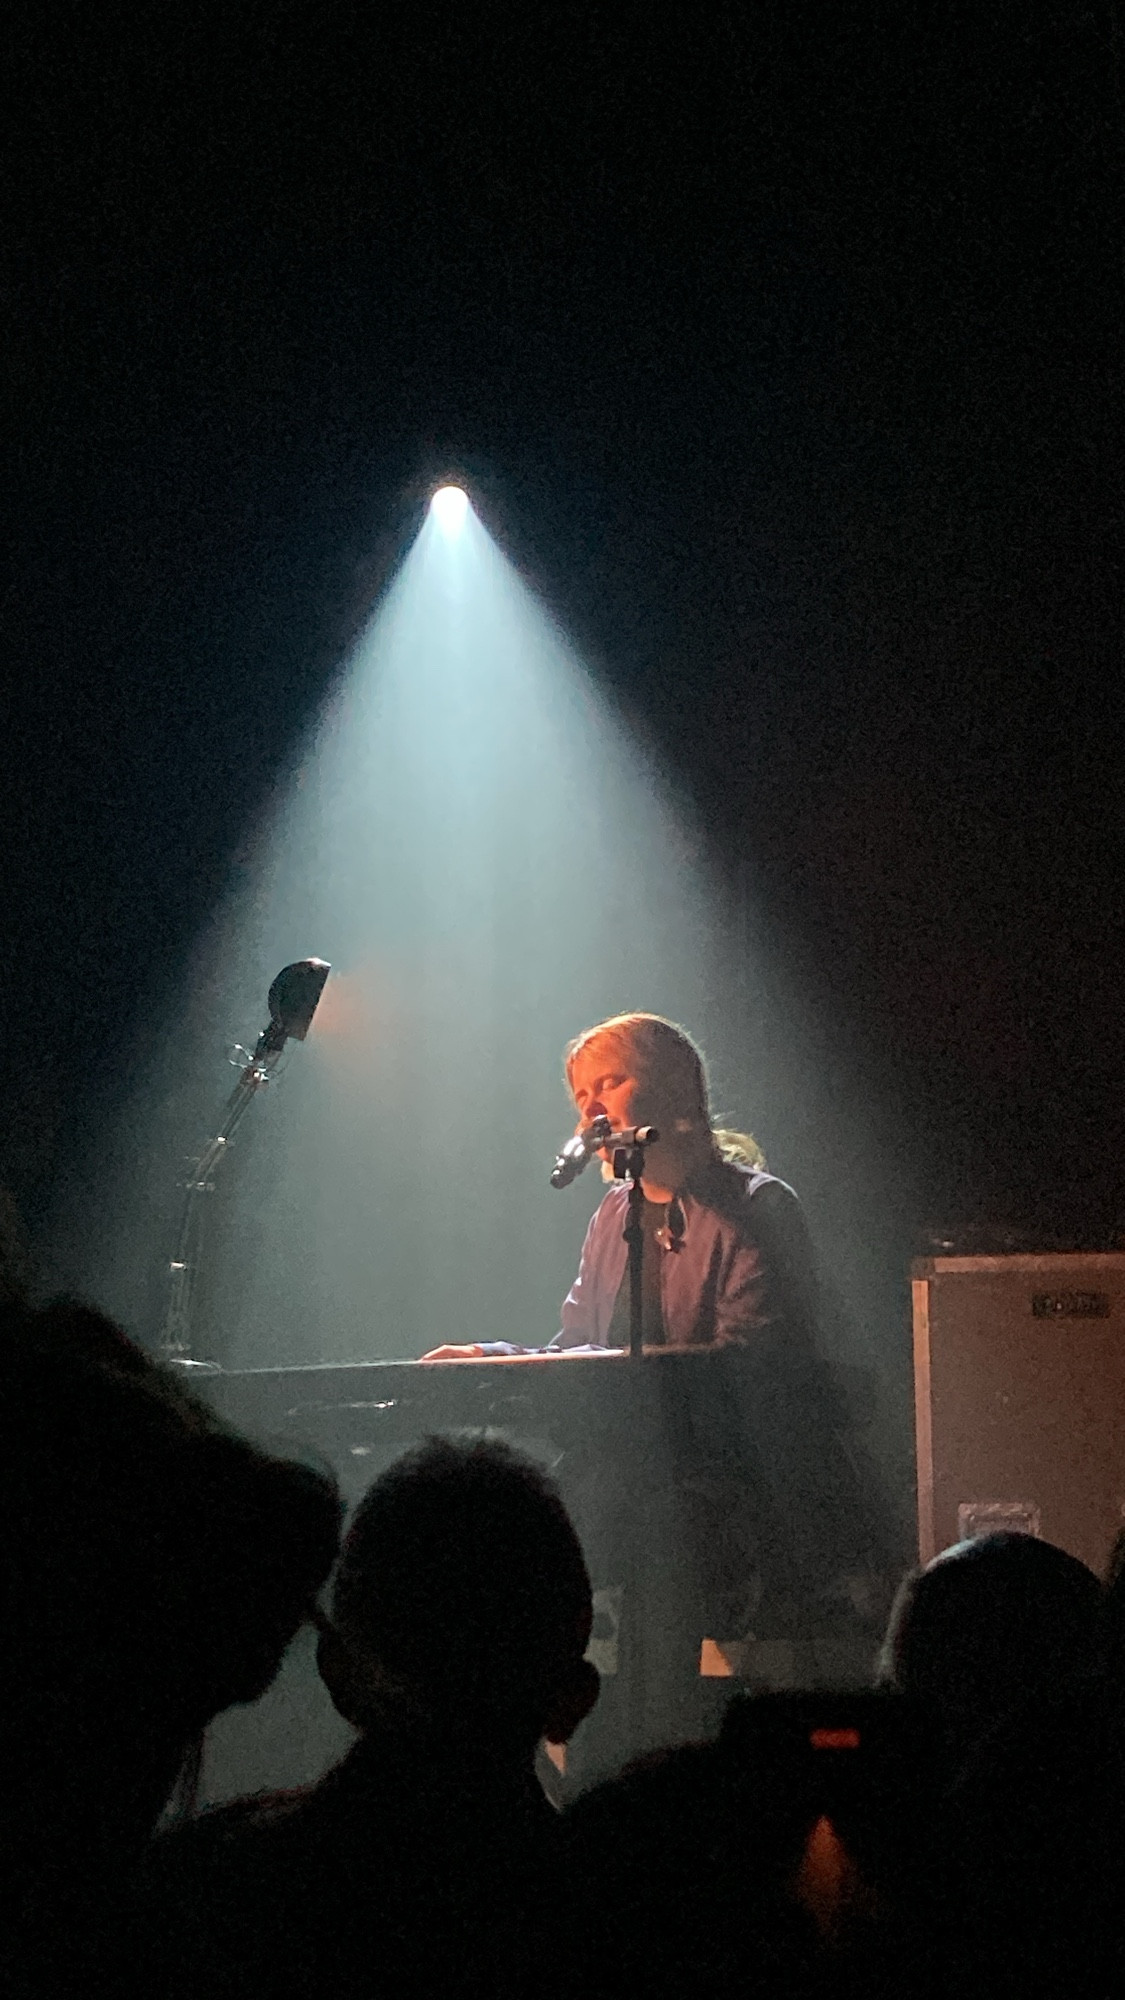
[{"left": 3, "top": 2, "right": 1123, "bottom": 1314}]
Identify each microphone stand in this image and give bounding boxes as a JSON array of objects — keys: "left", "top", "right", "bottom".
[
  {"left": 158, "top": 1021, "right": 288, "bottom": 1368},
  {"left": 157, "top": 957, "right": 330, "bottom": 1368},
  {"left": 614, "top": 1130, "right": 658, "bottom": 1360}
]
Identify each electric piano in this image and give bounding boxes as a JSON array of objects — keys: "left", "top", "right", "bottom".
[{"left": 198, "top": 1347, "right": 810, "bottom": 1495}]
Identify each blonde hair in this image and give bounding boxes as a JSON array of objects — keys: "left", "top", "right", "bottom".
[{"left": 564, "top": 1013, "right": 765, "bottom": 1170}]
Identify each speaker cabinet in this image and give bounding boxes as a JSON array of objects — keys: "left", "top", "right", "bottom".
[{"left": 912, "top": 1253, "right": 1125, "bottom": 1575}]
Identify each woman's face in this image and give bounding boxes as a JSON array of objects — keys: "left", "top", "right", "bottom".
[
  {"left": 568, "top": 1037, "right": 652, "bottom": 1139},
  {"left": 569, "top": 1032, "right": 707, "bottom": 1193}
]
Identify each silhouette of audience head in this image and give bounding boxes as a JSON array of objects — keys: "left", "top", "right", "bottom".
[
  {"left": 318, "top": 1433, "right": 599, "bottom": 1757},
  {"left": 3, "top": 1295, "right": 341, "bottom": 1859},
  {"left": 878, "top": 1530, "right": 1102, "bottom": 1758}
]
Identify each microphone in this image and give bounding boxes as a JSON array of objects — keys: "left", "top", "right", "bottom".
[
  {"left": 550, "top": 1116, "right": 611, "bottom": 1190},
  {"left": 549, "top": 1119, "right": 659, "bottom": 1188}
]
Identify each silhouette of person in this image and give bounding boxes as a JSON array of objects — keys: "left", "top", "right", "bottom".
[
  {"left": 884, "top": 1533, "right": 1112, "bottom": 1998},
  {"left": 140, "top": 1433, "right": 599, "bottom": 1999},
  {"left": 2, "top": 1296, "right": 341, "bottom": 1998},
  {"left": 878, "top": 1530, "right": 1102, "bottom": 1766}
]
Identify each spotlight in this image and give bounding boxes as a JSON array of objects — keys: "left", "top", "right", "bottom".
[{"left": 430, "top": 484, "right": 469, "bottom": 533}]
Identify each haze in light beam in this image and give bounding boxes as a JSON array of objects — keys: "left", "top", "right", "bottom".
[{"left": 77, "top": 499, "right": 752, "bottom": 1369}]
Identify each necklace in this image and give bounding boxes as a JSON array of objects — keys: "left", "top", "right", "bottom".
[{"left": 654, "top": 1196, "right": 686, "bottom": 1253}]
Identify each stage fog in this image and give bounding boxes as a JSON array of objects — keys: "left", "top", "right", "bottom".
[{"left": 66, "top": 495, "right": 779, "bottom": 1370}]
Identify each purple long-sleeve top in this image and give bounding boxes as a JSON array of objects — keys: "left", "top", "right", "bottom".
[{"left": 481, "top": 1159, "right": 818, "bottom": 1356}]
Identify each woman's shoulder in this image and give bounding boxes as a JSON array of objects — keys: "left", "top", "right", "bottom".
[{"left": 695, "top": 1157, "right": 801, "bottom": 1214}]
